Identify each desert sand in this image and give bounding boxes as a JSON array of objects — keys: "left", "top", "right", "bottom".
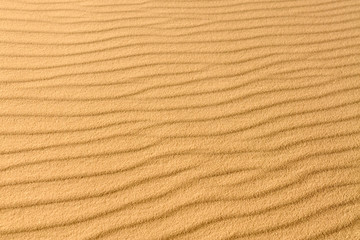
[{"left": 0, "top": 0, "right": 359, "bottom": 239}]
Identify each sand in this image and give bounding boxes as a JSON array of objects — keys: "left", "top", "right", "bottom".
[{"left": 0, "top": 0, "right": 359, "bottom": 239}]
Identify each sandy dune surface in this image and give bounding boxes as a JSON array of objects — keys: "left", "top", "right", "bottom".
[{"left": 0, "top": 0, "right": 359, "bottom": 239}]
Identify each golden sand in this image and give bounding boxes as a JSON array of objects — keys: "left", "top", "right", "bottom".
[{"left": 0, "top": 0, "right": 359, "bottom": 239}]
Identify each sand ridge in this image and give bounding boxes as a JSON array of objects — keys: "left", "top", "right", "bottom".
[{"left": 0, "top": 0, "right": 359, "bottom": 239}]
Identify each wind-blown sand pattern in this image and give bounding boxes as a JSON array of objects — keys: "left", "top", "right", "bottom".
[{"left": 0, "top": 0, "right": 359, "bottom": 239}]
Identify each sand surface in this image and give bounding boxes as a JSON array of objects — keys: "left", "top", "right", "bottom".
[{"left": 0, "top": 0, "right": 359, "bottom": 239}]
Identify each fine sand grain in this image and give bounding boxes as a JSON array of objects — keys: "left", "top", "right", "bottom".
[{"left": 0, "top": 0, "right": 359, "bottom": 239}]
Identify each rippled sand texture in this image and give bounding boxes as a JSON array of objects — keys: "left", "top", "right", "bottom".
[{"left": 0, "top": 0, "right": 360, "bottom": 239}]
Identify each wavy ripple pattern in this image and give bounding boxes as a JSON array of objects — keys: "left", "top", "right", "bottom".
[{"left": 0, "top": 0, "right": 359, "bottom": 240}]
